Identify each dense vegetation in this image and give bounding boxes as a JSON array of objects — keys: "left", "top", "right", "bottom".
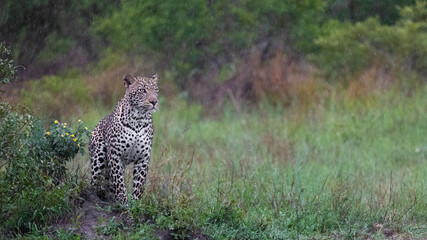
[
  {"left": 1, "top": 0, "right": 423, "bottom": 84},
  {"left": 1, "top": 0, "right": 427, "bottom": 239}
]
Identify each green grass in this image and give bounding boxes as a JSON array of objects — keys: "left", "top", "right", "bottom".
[{"left": 69, "top": 86, "right": 427, "bottom": 239}]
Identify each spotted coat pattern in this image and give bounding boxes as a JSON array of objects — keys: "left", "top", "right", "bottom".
[{"left": 89, "top": 74, "right": 158, "bottom": 203}]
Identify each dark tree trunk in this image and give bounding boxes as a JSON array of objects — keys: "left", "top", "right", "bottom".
[{"left": 347, "top": 0, "right": 356, "bottom": 23}]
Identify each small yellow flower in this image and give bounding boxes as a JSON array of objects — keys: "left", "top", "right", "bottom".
[
  {"left": 46, "top": 131, "right": 50, "bottom": 135},
  {"left": 92, "top": 131, "right": 94, "bottom": 135},
  {"left": 78, "top": 119, "right": 81, "bottom": 122},
  {"left": 61, "top": 134, "right": 64, "bottom": 137},
  {"left": 66, "top": 133, "right": 69, "bottom": 136},
  {"left": 54, "top": 120, "right": 58, "bottom": 124},
  {"left": 71, "top": 134, "right": 75, "bottom": 137},
  {"left": 64, "top": 123, "right": 67, "bottom": 126},
  {"left": 73, "top": 138, "right": 77, "bottom": 142},
  {"left": 77, "top": 144, "right": 80, "bottom": 147},
  {"left": 63, "top": 125, "right": 66, "bottom": 128},
  {"left": 85, "top": 127, "right": 88, "bottom": 130}
]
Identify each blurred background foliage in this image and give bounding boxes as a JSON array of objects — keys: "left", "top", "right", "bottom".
[
  {"left": 1, "top": 0, "right": 424, "bottom": 93},
  {"left": 94, "top": 0, "right": 324, "bottom": 85}
]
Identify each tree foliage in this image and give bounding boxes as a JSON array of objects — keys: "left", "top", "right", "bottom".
[
  {"left": 315, "top": 1, "right": 427, "bottom": 82},
  {"left": 94, "top": 0, "right": 324, "bottom": 85},
  {"left": 0, "top": 0, "right": 117, "bottom": 77}
]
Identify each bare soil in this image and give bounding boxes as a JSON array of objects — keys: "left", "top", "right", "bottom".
[
  {"left": 50, "top": 187, "right": 207, "bottom": 240},
  {"left": 49, "top": 187, "right": 127, "bottom": 239}
]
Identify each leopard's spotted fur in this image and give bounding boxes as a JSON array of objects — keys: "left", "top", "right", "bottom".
[{"left": 89, "top": 74, "right": 158, "bottom": 203}]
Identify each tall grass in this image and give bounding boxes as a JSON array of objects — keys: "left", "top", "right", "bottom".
[{"left": 72, "top": 85, "right": 427, "bottom": 239}]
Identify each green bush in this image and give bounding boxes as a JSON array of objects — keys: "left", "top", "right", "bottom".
[
  {"left": 0, "top": 104, "right": 89, "bottom": 235},
  {"left": 29, "top": 119, "right": 90, "bottom": 184},
  {"left": 315, "top": 1, "right": 427, "bottom": 82}
]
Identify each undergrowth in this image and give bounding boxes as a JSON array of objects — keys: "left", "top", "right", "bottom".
[{"left": 0, "top": 105, "right": 90, "bottom": 237}]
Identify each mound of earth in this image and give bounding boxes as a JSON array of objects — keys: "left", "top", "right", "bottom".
[{"left": 49, "top": 187, "right": 206, "bottom": 240}]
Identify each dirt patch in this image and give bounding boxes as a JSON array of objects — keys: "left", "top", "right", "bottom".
[
  {"left": 49, "top": 187, "right": 206, "bottom": 239},
  {"left": 50, "top": 187, "right": 128, "bottom": 239}
]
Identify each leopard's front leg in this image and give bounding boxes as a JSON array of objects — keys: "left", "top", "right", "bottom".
[
  {"left": 132, "top": 146, "right": 151, "bottom": 200},
  {"left": 108, "top": 146, "right": 128, "bottom": 203}
]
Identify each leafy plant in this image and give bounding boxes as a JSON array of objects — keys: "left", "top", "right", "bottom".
[
  {"left": 55, "top": 229, "right": 83, "bottom": 240},
  {"left": 94, "top": 217, "right": 124, "bottom": 236},
  {"left": 29, "top": 119, "right": 90, "bottom": 184},
  {"left": 0, "top": 105, "right": 89, "bottom": 235}
]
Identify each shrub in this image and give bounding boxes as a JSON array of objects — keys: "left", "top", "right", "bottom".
[
  {"left": 29, "top": 119, "right": 90, "bottom": 184},
  {"left": 0, "top": 105, "right": 90, "bottom": 235}
]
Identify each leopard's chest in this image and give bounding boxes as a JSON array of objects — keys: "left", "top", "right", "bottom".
[
  {"left": 124, "top": 130, "right": 152, "bottom": 164},
  {"left": 107, "top": 118, "right": 153, "bottom": 165}
]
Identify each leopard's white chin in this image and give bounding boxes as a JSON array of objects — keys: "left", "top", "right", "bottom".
[
  {"left": 147, "top": 104, "right": 158, "bottom": 113},
  {"left": 136, "top": 105, "right": 157, "bottom": 113}
]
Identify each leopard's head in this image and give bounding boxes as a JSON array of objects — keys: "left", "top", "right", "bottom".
[{"left": 123, "top": 74, "right": 159, "bottom": 113}]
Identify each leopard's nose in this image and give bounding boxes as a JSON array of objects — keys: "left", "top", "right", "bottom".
[{"left": 150, "top": 99, "right": 157, "bottom": 106}]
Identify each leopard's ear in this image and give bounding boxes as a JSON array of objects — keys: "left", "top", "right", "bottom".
[
  {"left": 123, "top": 74, "right": 136, "bottom": 88},
  {"left": 151, "top": 74, "right": 158, "bottom": 82}
]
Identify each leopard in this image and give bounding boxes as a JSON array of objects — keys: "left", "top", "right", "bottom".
[{"left": 89, "top": 74, "right": 159, "bottom": 203}]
